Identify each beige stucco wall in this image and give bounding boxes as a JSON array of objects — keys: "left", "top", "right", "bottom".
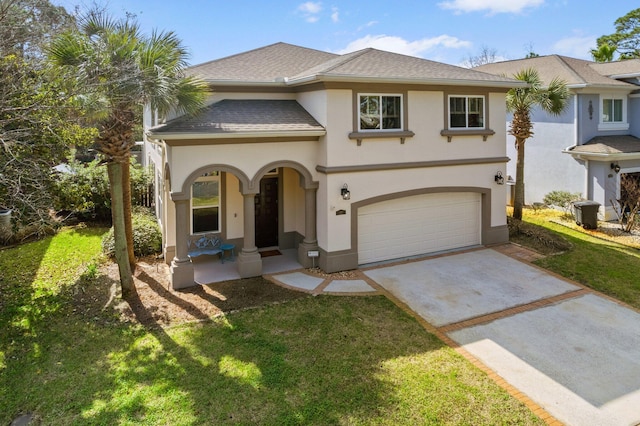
[
  {"left": 282, "top": 168, "right": 305, "bottom": 235},
  {"left": 167, "top": 141, "right": 320, "bottom": 195},
  {"left": 225, "top": 174, "right": 244, "bottom": 239},
  {"left": 318, "top": 89, "right": 508, "bottom": 167}
]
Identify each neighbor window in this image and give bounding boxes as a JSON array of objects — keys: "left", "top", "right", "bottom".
[
  {"left": 359, "top": 94, "right": 402, "bottom": 131},
  {"left": 602, "top": 98, "right": 623, "bottom": 123},
  {"left": 191, "top": 172, "right": 220, "bottom": 234},
  {"left": 449, "top": 95, "right": 484, "bottom": 129},
  {"left": 599, "top": 95, "right": 628, "bottom": 131}
]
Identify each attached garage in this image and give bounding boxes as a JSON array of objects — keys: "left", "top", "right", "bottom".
[{"left": 357, "top": 192, "right": 481, "bottom": 264}]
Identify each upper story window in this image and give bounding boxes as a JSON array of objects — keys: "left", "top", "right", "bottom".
[
  {"left": 191, "top": 171, "right": 220, "bottom": 234},
  {"left": 449, "top": 95, "right": 485, "bottom": 129},
  {"left": 599, "top": 95, "right": 628, "bottom": 131},
  {"left": 359, "top": 94, "right": 402, "bottom": 131},
  {"left": 602, "top": 98, "right": 623, "bottom": 122}
]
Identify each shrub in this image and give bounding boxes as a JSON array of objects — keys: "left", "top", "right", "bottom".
[
  {"left": 53, "top": 156, "right": 153, "bottom": 221},
  {"left": 543, "top": 190, "right": 582, "bottom": 218},
  {"left": 102, "top": 208, "right": 162, "bottom": 257}
]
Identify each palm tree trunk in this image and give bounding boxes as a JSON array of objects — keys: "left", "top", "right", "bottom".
[
  {"left": 107, "top": 161, "right": 134, "bottom": 295},
  {"left": 122, "top": 159, "right": 136, "bottom": 270},
  {"left": 513, "top": 138, "right": 526, "bottom": 220}
]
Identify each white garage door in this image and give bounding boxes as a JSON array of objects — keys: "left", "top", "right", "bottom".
[{"left": 358, "top": 192, "right": 481, "bottom": 264}]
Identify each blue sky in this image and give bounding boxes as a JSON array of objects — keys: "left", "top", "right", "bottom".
[{"left": 53, "top": 0, "right": 635, "bottom": 67}]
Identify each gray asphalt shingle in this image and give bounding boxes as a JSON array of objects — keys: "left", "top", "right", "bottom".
[
  {"left": 151, "top": 99, "right": 324, "bottom": 135},
  {"left": 187, "top": 42, "right": 520, "bottom": 86},
  {"left": 475, "top": 55, "right": 637, "bottom": 89},
  {"left": 568, "top": 135, "right": 640, "bottom": 154}
]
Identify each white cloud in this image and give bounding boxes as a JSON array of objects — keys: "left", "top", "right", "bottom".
[
  {"left": 331, "top": 7, "right": 339, "bottom": 23},
  {"left": 552, "top": 35, "right": 596, "bottom": 59},
  {"left": 438, "top": 0, "right": 544, "bottom": 14},
  {"left": 297, "top": 1, "right": 322, "bottom": 22},
  {"left": 336, "top": 34, "right": 471, "bottom": 57},
  {"left": 357, "top": 21, "right": 378, "bottom": 31},
  {"left": 298, "top": 1, "right": 322, "bottom": 13}
]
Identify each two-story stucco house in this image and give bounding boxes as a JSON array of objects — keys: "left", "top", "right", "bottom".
[
  {"left": 144, "top": 42, "right": 524, "bottom": 289},
  {"left": 476, "top": 56, "right": 640, "bottom": 220}
]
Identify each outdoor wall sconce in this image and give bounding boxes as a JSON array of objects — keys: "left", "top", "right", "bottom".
[
  {"left": 611, "top": 163, "right": 621, "bottom": 173},
  {"left": 494, "top": 171, "right": 505, "bottom": 185},
  {"left": 341, "top": 184, "right": 351, "bottom": 200}
]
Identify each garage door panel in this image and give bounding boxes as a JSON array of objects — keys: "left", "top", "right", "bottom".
[{"left": 358, "top": 192, "right": 481, "bottom": 264}]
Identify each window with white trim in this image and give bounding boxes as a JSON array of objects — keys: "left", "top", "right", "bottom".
[
  {"left": 599, "top": 95, "right": 628, "bottom": 130},
  {"left": 448, "top": 95, "right": 485, "bottom": 129},
  {"left": 602, "top": 98, "right": 623, "bottom": 123},
  {"left": 191, "top": 171, "right": 220, "bottom": 234},
  {"left": 359, "top": 94, "right": 402, "bottom": 131}
]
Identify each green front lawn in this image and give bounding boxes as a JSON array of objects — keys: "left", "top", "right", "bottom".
[
  {"left": 0, "top": 227, "right": 542, "bottom": 425},
  {"left": 518, "top": 210, "right": 640, "bottom": 310}
]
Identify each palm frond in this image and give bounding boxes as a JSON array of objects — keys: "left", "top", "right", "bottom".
[{"left": 47, "top": 31, "right": 87, "bottom": 66}]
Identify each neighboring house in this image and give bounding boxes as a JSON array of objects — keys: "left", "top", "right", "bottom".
[
  {"left": 144, "top": 42, "right": 523, "bottom": 289},
  {"left": 475, "top": 56, "right": 640, "bottom": 220}
]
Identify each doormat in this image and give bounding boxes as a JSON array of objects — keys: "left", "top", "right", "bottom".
[{"left": 260, "top": 250, "right": 282, "bottom": 258}]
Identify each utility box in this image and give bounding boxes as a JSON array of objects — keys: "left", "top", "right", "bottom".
[{"left": 573, "top": 201, "right": 600, "bottom": 229}]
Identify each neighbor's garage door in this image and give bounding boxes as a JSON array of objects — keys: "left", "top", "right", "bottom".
[{"left": 358, "top": 192, "right": 481, "bottom": 264}]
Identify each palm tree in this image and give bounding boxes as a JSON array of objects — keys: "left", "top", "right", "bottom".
[
  {"left": 49, "top": 10, "right": 206, "bottom": 294},
  {"left": 507, "top": 68, "right": 569, "bottom": 220},
  {"left": 591, "top": 43, "right": 617, "bottom": 62}
]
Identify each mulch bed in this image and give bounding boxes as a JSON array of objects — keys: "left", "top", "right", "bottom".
[{"left": 86, "top": 257, "right": 309, "bottom": 328}]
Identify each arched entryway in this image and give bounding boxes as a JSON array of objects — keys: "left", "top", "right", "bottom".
[{"left": 168, "top": 161, "right": 318, "bottom": 289}]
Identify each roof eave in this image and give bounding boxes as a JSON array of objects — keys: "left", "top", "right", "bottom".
[
  {"left": 286, "top": 74, "right": 528, "bottom": 88},
  {"left": 571, "top": 83, "right": 636, "bottom": 91},
  {"left": 147, "top": 129, "right": 326, "bottom": 141},
  {"left": 563, "top": 149, "right": 640, "bottom": 161},
  {"left": 608, "top": 73, "right": 640, "bottom": 79},
  {"left": 202, "top": 79, "right": 288, "bottom": 87}
]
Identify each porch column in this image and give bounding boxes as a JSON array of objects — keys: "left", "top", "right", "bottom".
[
  {"left": 170, "top": 198, "right": 194, "bottom": 289},
  {"left": 298, "top": 186, "right": 319, "bottom": 268},
  {"left": 238, "top": 192, "right": 262, "bottom": 278}
]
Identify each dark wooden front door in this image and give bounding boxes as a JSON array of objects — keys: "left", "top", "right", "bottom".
[{"left": 255, "top": 177, "right": 278, "bottom": 248}]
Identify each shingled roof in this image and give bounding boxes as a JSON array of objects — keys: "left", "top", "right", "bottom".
[
  {"left": 186, "top": 42, "right": 523, "bottom": 88},
  {"left": 565, "top": 135, "right": 640, "bottom": 158},
  {"left": 475, "top": 55, "right": 637, "bottom": 90},
  {"left": 187, "top": 43, "right": 338, "bottom": 84},
  {"left": 590, "top": 59, "right": 640, "bottom": 78},
  {"left": 149, "top": 99, "right": 325, "bottom": 139}
]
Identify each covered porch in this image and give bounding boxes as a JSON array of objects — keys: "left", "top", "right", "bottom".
[
  {"left": 191, "top": 248, "right": 303, "bottom": 284},
  {"left": 564, "top": 135, "right": 640, "bottom": 220}
]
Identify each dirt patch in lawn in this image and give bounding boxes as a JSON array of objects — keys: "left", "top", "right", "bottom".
[{"left": 78, "top": 257, "right": 309, "bottom": 328}]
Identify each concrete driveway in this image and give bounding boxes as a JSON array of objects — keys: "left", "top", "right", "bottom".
[{"left": 363, "top": 248, "right": 640, "bottom": 426}]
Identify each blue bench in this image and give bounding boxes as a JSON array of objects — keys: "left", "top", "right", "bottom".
[{"left": 187, "top": 235, "right": 222, "bottom": 260}]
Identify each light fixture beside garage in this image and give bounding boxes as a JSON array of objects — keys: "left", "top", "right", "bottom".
[
  {"left": 611, "top": 163, "right": 621, "bottom": 173},
  {"left": 494, "top": 171, "right": 504, "bottom": 185},
  {"left": 341, "top": 184, "right": 351, "bottom": 200}
]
